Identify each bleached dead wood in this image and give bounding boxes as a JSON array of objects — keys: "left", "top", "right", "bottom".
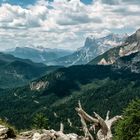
[
  {"left": 67, "top": 118, "right": 72, "bottom": 127},
  {"left": 60, "top": 123, "right": 64, "bottom": 132},
  {"left": 75, "top": 101, "right": 122, "bottom": 140},
  {"left": 77, "top": 101, "right": 94, "bottom": 140}
]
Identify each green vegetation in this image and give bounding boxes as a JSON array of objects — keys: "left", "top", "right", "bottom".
[
  {"left": 114, "top": 99, "right": 140, "bottom": 140},
  {"left": 32, "top": 113, "right": 48, "bottom": 129},
  {"left": 0, "top": 52, "right": 60, "bottom": 89},
  {"left": 0, "top": 64, "right": 140, "bottom": 133}
]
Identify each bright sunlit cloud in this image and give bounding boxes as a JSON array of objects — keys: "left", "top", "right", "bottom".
[{"left": 0, "top": 0, "right": 140, "bottom": 50}]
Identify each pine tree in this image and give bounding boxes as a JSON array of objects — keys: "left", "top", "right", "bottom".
[
  {"left": 32, "top": 113, "right": 48, "bottom": 129},
  {"left": 114, "top": 99, "right": 140, "bottom": 140}
]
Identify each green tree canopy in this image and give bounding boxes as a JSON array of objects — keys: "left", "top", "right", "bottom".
[
  {"left": 114, "top": 99, "right": 140, "bottom": 140},
  {"left": 32, "top": 113, "right": 48, "bottom": 129}
]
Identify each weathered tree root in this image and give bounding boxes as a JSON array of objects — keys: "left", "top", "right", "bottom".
[{"left": 75, "top": 101, "right": 122, "bottom": 140}]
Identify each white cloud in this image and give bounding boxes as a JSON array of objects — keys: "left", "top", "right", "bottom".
[{"left": 0, "top": 0, "right": 140, "bottom": 50}]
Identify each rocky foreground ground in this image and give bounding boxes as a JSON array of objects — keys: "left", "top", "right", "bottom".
[{"left": 0, "top": 124, "right": 86, "bottom": 140}]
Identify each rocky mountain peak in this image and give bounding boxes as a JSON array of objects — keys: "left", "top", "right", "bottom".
[
  {"left": 136, "top": 28, "right": 140, "bottom": 41},
  {"left": 89, "top": 28, "right": 140, "bottom": 65},
  {"left": 125, "top": 29, "right": 140, "bottom": 44},
  {"left": 84, "top": 36, "right": 96, "bottom": 47},
  {"left": 84, "top": 33, "right": 125, "bottom": 49}
]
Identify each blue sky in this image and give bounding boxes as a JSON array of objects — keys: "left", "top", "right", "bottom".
[
  {"left": 0, "top": 0, "right": 93, "bottom": 6},
  {"left": 0, "top": 0, "right": 36, "bottom": 6},
  {"left": 0, "top": 0, "right": 140, "bottom": 50}
]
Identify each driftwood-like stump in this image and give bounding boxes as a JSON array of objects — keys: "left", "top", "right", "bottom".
[{"left": 75, "top": 101, "right": 122, "bottom": 140}]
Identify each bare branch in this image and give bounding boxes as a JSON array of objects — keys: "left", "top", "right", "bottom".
[
  {"left": 89, "top": 125, "right": 96, "bottom": 134},
  {"left": 94, "top": 112, "right": 108, "bottom": 135},
  {"left": 109, "top": 115, "right": 123, "bottom": 126},
  {"left": 76, "top": 101, "right": 94, "bottom": 140},
  {"left": 60, "top": 123, "right": 64, "bottom": 132},
  {"left": 105, "top": 111, "right": 110, "bottom": 121},
  {"left": 75, "top": 101, "right": 98, "bottom": 123},
  {"left": 78, "top": 100, "right": 82, "bottom": 109},
  {"left": 67, "top": 118, "right": 72, "bottom": 127},
  {"left": 78, "top": 113, "right": 94, "bottom": 140}
]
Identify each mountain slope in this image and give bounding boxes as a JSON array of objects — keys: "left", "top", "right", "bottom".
[
  {"left": 0, "top": 62, "right": 140, "bottom": 130},
  {"left": 0, "top": 53, "right": 60, "bottom": 89},
  {"left": 113, "top": 51, "right": 140, "bottom": 73},
  {"left": 5, "top": 47, "right": 73, "bottom": 63},
  {"left": 49, "top": 33, "right": 126, "bottom": 66},
  {"left": 89, "top": 29, "right": 140, "bottom": 65}
]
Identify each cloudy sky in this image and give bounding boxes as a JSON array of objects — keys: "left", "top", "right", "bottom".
[{"left": 0, "top": 0, "right": 140, "bottom": 51}]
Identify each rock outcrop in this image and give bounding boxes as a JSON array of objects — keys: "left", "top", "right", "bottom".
[
  {"left": 30, "top": 81, "right": 49, "bottom": 91},
  {"left": 0, "top": 125, "right": 85, "bottom": 140},
  {"left": 0, "top": 124, "right": 15, "bottom": 139}
]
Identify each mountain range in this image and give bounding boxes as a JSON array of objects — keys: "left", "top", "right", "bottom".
[
  {"left": 4, "top": 33, "right": 126, "bottom": 66},
  {"left": 48, "top": 33, "right": 127, "bottom": 66},
  {"left": 5, "top": 47, "right": 73, "bottom": 63}
]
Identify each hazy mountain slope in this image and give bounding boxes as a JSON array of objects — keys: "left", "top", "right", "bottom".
[
  {"left": 49, "top": 33, "right": 126, "bottom": 66},
  {"left": 5, "top": 47, "right": 73, "bottom": 63},
  {"left": 0, "top": 53, "right": 60, "bottom": 89},
  {"left": 89, "top": 29, "right": 140, "bottom": 65}
]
